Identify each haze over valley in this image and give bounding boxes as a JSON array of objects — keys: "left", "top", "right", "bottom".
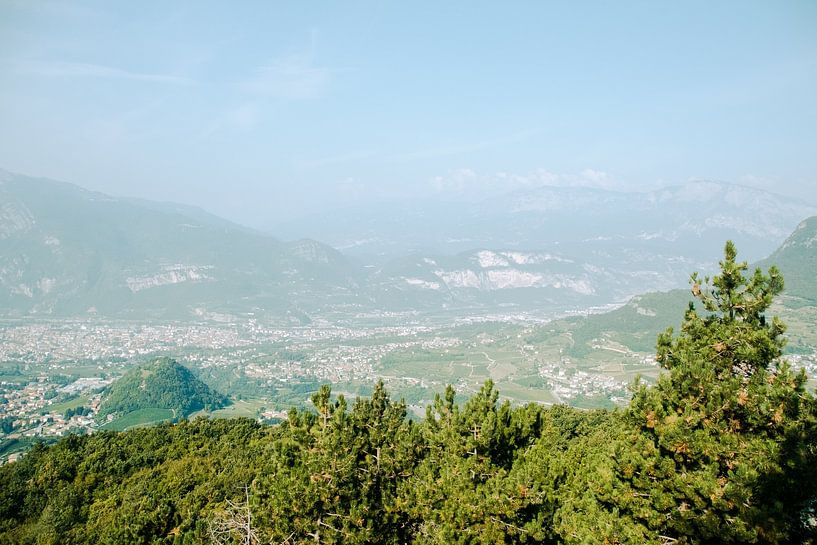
[
  {"left": 2, "top": 3, "right": 817, "bottom": 542},
  {"left": 2, "top": 168, "right": 814, "bottom": 323},
  {"left": 2, "top": 167, "right": 816, "bottom": 446}
]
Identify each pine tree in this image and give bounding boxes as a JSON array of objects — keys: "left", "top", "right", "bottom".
[{"left": 623, "top": 240, "right": 817, "bottom": 543}]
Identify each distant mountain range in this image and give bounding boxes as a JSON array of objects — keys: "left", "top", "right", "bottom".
[
  {"left": 272, "top": 180, "right": 816, "bottom": 312},
  {"left": 1, "top": 168, "right": 814, "bottom": 321},
  {"left": 0, "top": 169, "right": 362, "bottom": 322},
  {"left": 274, "top": 181, "right": 816, "bottom": 261}
]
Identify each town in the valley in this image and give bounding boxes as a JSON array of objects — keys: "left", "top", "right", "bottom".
[{"left": 3, "top": 314, "right": 816, "bottom": 464}]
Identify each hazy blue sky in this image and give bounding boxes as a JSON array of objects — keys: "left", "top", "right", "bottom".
[{"left": 1, "top": 1, "right": 816, "bottom": 225}]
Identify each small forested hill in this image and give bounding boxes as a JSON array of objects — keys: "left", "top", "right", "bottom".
[
  {"left": 0, "top": 245, "right": 815, "bottom": 544},
  {"left": 98, "top": 357, "right": 228, "bottom": 420}
]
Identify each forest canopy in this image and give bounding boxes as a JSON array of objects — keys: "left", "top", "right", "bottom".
[{"left": 0, "top": 242, "right": 815, "bottom": 544}]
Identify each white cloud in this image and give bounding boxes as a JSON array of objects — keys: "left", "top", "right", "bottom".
[
  {"left": 578, "top": 168, "right": 615, "bottom": 189},
  {"left": 391, "top": 128, "right": 540, "bottom": 162},
  {"left": 196, "top": 101, "right": 261, "bottom": 140},
  {"left": 1, "top": 0, "right": 102, "bottom": 19},
  {"left": 430, "top": 168, "right": 478, "bottom": 193},
  {"left": 295, "top": 150, "right": 377, "bottom": 169},
  {"left": 222, "top": 102, "right": 260, "bottom": 130},
  {"left": 336, "top": 177, "right": 368, "bottom": 200},
  {"left": 240, "top": 54, "right": 332, "bottom": 100},
  {"left": 197, "top": 52, "right": 334, "bottom": 139},
  {"left": 13, "top": 60, "right": 194, "bottom": 85},
  {"left": 428, "top": 168, "right": 626, "bottom": 198}
]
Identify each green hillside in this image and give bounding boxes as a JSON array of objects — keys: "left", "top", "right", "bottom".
[
  {"left": 1, "top": 248, "right": 815, "bottom": 543},
  {"left": 98, "top": 357, "right": 228, "bottom": 422},
  {"left": 563, "top": 289, "right": 693, "bottom": 357},
  {"left": 560, "top": 218, "right": 817, "bottom": 359},
  {"left": 757, "top": 215, "right": 817, "bottom": 305}
]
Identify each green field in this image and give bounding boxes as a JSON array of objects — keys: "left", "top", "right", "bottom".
[
  {"left": 204, "top": 399, "right": 267, "bottom": 419},
  {"left": 375, "top": 324, "right": 590, "bottom": 406},
  {"left": 44, "top": 395, "right": 89, "bottom": 414},
  {"left": 0, "top": 362, "right": 32, "bottom": 383},
  {"left": 496, "top": 382, "right": 557, "bottom": 404},
  {"left": 101, "top": 408, "right": 175, "bottom": 431}
]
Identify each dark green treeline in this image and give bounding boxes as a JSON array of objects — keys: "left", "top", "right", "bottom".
[{"left": 1, "top": 243, "right": 816, "bottom": 544}]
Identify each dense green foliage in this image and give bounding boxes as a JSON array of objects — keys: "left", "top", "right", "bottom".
[
  {"left": 98, "top": 358, "right": 228, "bottom": 420},
  {"left": 1, "top": 243, "right": 815, "bottom": 544},
  {"left": 63, "top": 407, "right": 90, "bottom": 419}
]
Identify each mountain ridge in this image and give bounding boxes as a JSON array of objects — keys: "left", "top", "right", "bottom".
[
  {"left": 275, "top": 179, "right": 816, "bottom": 256},
  {"left": 3, "top": 168, "right": 815, "bottom": 321},
  {"left": 0, "top": 170, "right": 364, "bottom": 321}
]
